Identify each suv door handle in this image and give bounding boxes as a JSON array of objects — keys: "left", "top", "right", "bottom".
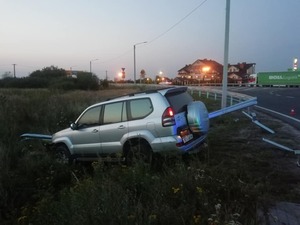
[
  {"left": 118, "top": 125, "right": 125, "bottom": 129},
  {"left": 92, "top": 129, "right": 99, "bottom": 133}
]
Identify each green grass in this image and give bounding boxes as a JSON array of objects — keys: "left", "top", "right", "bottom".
[{"left": 0, "top": 87, "right": 299, "bottom": 225}]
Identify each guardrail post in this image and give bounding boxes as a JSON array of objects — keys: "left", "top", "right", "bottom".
[
  {"left": 230, "top": 96, "right": 233, "bottom": 106},
  {"left": 214, "top": 93, "right": 217, "bottom": 100},
  {"left": 199, "top": 90, "right": 201, "bottom": 97},
  {"left": 206, "top": 92, "right": 209, "bottom": 99}
]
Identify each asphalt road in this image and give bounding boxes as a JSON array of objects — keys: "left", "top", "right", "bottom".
[{"left": 227, "top": 87, "right": 300, "bottom": 120}]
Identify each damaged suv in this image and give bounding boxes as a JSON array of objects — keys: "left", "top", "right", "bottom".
[{"left": 51, "top": 87, "right": 209, "bottom": 163}]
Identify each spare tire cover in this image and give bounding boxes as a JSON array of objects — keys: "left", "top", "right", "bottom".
[{"left": 187, "top": 101, "right": 209, "bottom": 134}]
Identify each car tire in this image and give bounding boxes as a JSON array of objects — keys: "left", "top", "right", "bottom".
[
  {"left": 56, "top": 144, "right": 73, "bottom": 164},
  {"left": 125, "top": 139, "right": 153, "bottom": 166},
  {"left": 187, "top": 101, "right": 209, "bottom": 134}
]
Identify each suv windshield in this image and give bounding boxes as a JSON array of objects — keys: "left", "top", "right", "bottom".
[{"left": 165, "top": 91, "right": 193, "bottom": 113}]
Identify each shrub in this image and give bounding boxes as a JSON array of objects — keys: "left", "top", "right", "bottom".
[{"left": 23, "top": 159, "right": 257, "bottom": 225}]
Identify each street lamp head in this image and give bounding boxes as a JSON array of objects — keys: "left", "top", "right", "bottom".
[{"left": 134, "top": 41, "right": 147, "bottom": 47}]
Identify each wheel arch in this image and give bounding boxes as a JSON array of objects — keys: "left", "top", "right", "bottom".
[
  {"left": 123, "top": 137, "right": 152, "bottom": 155},
  {"left": 52, "top": 138, "right": 74, "bottom": 155}
]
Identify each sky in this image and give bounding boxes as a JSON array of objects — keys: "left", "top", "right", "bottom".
[{"left": 1, "top": 0, "right": 300, "bottom": 80}]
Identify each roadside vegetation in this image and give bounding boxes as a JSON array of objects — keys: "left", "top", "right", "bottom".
[
  {"left": 0, "top": 66, "right": 107, "bottom": 90},
  {"left": 0, "top": 86, "right": 299, "bottom": 225}
]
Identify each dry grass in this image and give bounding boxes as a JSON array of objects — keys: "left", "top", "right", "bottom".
[{"left": 1, "top": 87, "right": 300, "bottom": 225}]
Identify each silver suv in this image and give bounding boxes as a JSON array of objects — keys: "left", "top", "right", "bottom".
[{"left": 52, "top": 87, "right": 209, "bottom": 163}]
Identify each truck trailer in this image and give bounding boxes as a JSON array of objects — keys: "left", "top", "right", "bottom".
[{"left": 248, "top": 71, "right": 300, "bottom": 87}]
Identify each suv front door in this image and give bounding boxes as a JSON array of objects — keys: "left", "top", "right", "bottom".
[{"left": 71, "top": 105, "right": 101, "bottom": 156}]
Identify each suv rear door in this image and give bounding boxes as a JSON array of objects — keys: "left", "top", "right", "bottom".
[
  {"left": 126, "top": 97, "right": 155, "bottom": 136},
  {"left": 99, "top": 101, "right": 128, "bottom": 154}
]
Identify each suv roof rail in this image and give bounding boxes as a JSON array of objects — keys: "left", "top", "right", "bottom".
[
  {"left": 164, "top": 86, "right": 187, "bottom": 95},
  {"left": 105, "top": 87, "right": 176, "bottom": 101},
  {"left": 128, "top": 89, "right": 158, "bottom": 96}
]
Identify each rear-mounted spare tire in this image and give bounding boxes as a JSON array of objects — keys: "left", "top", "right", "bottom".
[{"left": 187, "top": 101, "right": 209, "bottom": 134}]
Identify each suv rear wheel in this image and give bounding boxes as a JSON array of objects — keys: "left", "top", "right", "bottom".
[{"left": 124, "top": 139, "right": 153, "bottom": 165}]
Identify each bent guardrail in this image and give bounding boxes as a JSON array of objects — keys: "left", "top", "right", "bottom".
[{"left": 208, "top": 98, "right": 257, "bottom": 119}]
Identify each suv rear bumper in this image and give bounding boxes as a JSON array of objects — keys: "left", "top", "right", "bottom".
[
  {"left": 150, "top": 135, "right": 207, "bottom": 154},
  {"left": 178, "top": 135, "right": 207, "bottom": 153}
]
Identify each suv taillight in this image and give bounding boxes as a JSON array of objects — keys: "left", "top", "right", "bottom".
[{"left": 162, "top": 107, "right": 175, "bottom": 127}]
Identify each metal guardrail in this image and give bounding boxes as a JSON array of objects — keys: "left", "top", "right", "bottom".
[
  {"left": 187, "top": 85, "right": 300, "bottom": 166},
  {"left": 187, "top": 86, "right": 258, "bottom": 119},
  {"left": 20, "top": 133, "right": 52, "bottom": 141},
  {"left": 114, "top": 83, "right": 254, "bottom": 106},
  {"left": 242, "top": 111, "right": 275, "bottom": 134},
  {"left": 208, "top": 98, "right": 257, "bottom": 119},
  {"left": 188, "top": 86, "right": 254, "bottom": 106},
  {"left": 262, "top": 138, "right": 300, "bottom": 166}
]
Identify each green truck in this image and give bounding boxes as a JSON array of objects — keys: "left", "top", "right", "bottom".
[{"left": 249, "top": 71, "right": 300, "bottom": 87}]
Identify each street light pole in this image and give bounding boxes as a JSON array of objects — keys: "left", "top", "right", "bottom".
[
  {"left": 90, "top": 58, "right": 99, "bottom": 74},
  {"left": 133, "top": 41, "right": 147, "bottom": 84},
  {"left": 221, "top": 0, "right": 231, "bottom": 109}
]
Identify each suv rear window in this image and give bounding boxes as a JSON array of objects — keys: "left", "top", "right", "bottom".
[
  {"left": 165, "top": 91, "right": 193, "bottom": 113},
  {"left": 128, "top": 98, "right": 153, "bottom": 120}
]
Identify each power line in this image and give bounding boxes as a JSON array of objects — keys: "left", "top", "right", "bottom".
[
  {"left": 100, "top": 49, "right": 132, "bottom": 64},
  {"left": 102, "top": 0, "right": 209, "bottom": 64},
  {"left": 148, "top": 0, "right": 209, "bottom": 43}
]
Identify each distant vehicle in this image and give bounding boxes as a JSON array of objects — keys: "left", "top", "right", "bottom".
[
  {"left": 248, "top": 71, "right": 300, "bottom": 87},
  {"left": 50, "top": 87, "right": 209, "bottom": 164}
]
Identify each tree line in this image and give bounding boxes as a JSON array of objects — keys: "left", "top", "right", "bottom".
[{"left": 0, "top": 66, "right": 108, "bottom": 90}]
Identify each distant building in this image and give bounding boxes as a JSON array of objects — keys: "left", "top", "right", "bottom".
[
  {"left": 174, "top": 59, "right": 256, "bottom": 85},
  {"left": 174, "top": 59, "right": 223, "bottom": 85},
  {"left": 65, "top": 70, "right": 79, "bottom": 78},
  {"left": 228, "top": 62, "right": 256, "bottom": 83}
]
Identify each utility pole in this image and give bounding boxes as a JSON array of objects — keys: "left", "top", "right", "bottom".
[
  {"left": 90, "top": 59, "right": 98, "bottom": 74},
  {"left": 221, "top": 0, "right": 231, "bottom": 108},
  {"left": 12, "top": 64, "right": 16, "bottom": 78}
]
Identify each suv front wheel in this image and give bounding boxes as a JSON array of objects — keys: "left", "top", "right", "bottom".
[{"left": 55, "top": 144, "right": 73, "bottom": 164}]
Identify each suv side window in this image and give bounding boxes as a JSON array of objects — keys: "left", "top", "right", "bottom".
[
  {"left": 77, "top": 105, "right": 101, "bottom": 128},
  {"left": 103, "top": 101, "right": 126, "bottom": 124},
  {"left": 128, "top": 98, "right": 153, "bottom": 120}
]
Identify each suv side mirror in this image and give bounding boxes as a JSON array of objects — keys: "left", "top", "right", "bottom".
[{"left": 70, "top": 123, "right": 78, "bottom": 130}]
